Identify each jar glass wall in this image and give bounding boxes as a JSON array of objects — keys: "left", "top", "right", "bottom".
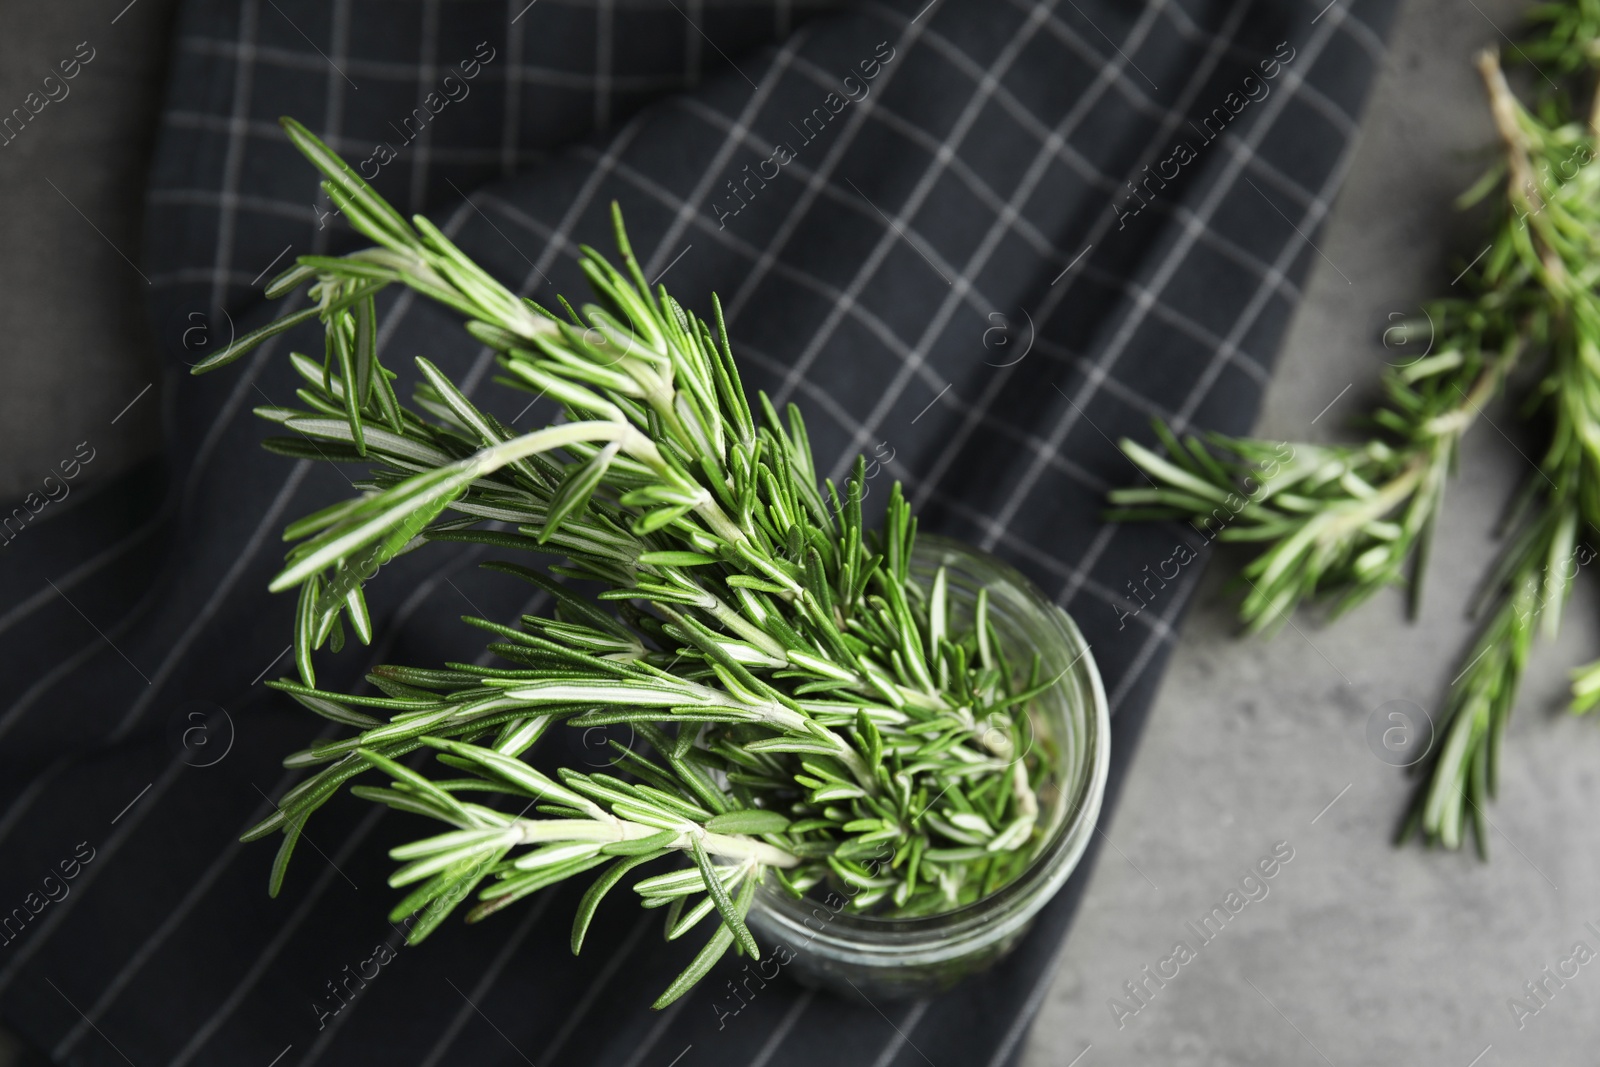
[{"left": 746, "top": 535, "right": 1111, "bottom": 1000}]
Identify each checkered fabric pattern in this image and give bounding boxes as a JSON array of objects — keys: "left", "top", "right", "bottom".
[{"left": 0, "top": 0, "right": 1397, "bottom": 1063}]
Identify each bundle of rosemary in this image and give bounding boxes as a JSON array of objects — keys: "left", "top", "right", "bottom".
[
  {"left": 200, "top": 119, "right": 1054, "bottom": 1006},
  {"left": 1109, "top": 1, "right": 1600, "bottom": 856}
]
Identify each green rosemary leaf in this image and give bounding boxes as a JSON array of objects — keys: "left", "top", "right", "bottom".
[
  {"left": 638, "top": 551, "right": 720, "bottom": 566},
  {"left": 191, "top": 304, "right": 322, "bottom": 374},
  {"left": 664, "top": 893, "right": 718, "bottom": 941},
  {"left": 267, "top": 815, "right": 306, "bottom": 898},
  {"left": 351, "top": 785, "right": 467, "bottom": 822},
  {"left": 265, "top": 261, "right": 318, "bottom": 299},
  {"left": 703, "top": 809, "right": 791, "bottom": 835},
  {"left": 510, "top": 842, "right": 607, "bottom": 873},
  {"left": 634, "top": 866, "right": 713, "bottom": 899},
  {"left": 467, "top": 854, "right": 611, "bottom": 924},
  {"left": 293, "top": 574, "right": 320, "bottom": 688},
  {"left": 629, "top": 722, "right": 730, "bottom": 817},
  {"left": 419, "top": 737, "right": 596, "bottom": 813},
  {"left": 260, "top": 436, "right": 364, "bottom": 463},
  {"left": 572, "top": 852, "right": 665, "bottom": 954},
  {"left": 544, "top": 442, "right": 619, "bottom": 541},
  {"left": 330, "top": 306, "right": 366, "bottom": 456},
  {"left": 651, "top": 877, "right": 756, "bottom": 1010},
  {"left": 272, "top": 470, "right": 465, "bottom": 592},
  {"left": 599, "top": 831, "right": 679, "bottom": 857},
  {"left": 279, "top": 117, "right": 414, "bottom": 246},
  {"left": 391, "top": 832, "right": 513, "bottom": 887},
  {"left": 356, "top": 747, "right": 477, "bottom": 826}
]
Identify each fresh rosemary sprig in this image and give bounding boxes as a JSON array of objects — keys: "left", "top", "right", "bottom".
[
  {"left": 204, "top": 118, "right": 1053, "bottom": 1006},
  {"left": 1109, "top": 4, "right": 1600, "bottom": 856}
]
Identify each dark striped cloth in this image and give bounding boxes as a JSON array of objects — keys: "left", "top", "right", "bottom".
[{"left": 0, "top": 0, "right": 1396, "bottom": 1063}]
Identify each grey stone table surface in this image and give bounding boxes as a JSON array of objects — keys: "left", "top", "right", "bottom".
[
  {"left": 1021, "top": 0, "right": 1600, "bottom": 1064},
  {"left": 2, "top": 0, "right": 1595, "bottom": 1065},
  {"left": 0, "top": 0, "right": 174, "bottom": 502}
]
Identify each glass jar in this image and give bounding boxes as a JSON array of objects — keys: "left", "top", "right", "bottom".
[{"left": 746, "top": 535, "right": 1110, "bottom": 999}]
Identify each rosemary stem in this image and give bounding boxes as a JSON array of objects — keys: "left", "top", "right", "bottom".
[
  {"left": 1478, "top": 50, "right": 1567, "bottom": 285},
  {"left": 510, "top": 817, "right": 801, "bottom": 868}
]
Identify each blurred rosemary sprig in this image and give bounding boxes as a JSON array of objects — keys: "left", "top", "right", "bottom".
[
  {"left": 1110, "top": 2, "right": 1600, "bottom": 856},
  {"left": 202, "top": 119, "right": 1054, "bottom": 1007}
]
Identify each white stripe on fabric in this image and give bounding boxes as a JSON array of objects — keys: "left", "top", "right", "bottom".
[
  {"left": 208, "top": 0, "right": 261, "bottom": 317},
  {"left": 764, "top": 0, "right": 1065, "bottom": 424},
  {"left": 50, "top": 544, "right": 507, "bottom": 1056},
  {"left": 616, "top": 995, "right": 690, "bottom": 1067},
  {"left": 638, "top": 30, "right": 810, "bottom": 279},
  {"left": 985, "top": 15, "right": 1371, "bottom": 1062},
  {"left": 161, "top": 577, "right": 550, "bottom": 1063},
  {"left": 906, "top": 0, "right": 1251, "bottom": 509},
  {"left": 745, "top": 988, "right": 816, "bottom": 1067},
  {"left": 829, "top": 0, "right": 1170, "bottom": 483},
  {"left": 407, "top": 0, "right": 443, "bottom": 215},
  {"left": 0, "top": 462, "right": 310, "bottom": 999},
  {"left": 0, "top": 511, "right": 162, "bottom": 639},
  {"left": 502, "top": 0, "right": 527, "bottom": 178},
  {"left": 531, "top": 911, "right": 655, "bottom": 1064},
  {"left": 982, "top": 6, "right": 1351, "bottom": 567},
  {"left": 413, "top": 890, "right": 565, "bottom": 1067},
  {"left": 314, "top": 0, "right": 354, "bottom": 258},
  {"left": 868, "top": 998, "right": 931, "bottom": 1067},
  {"left": 720, "top": 8, "right": 931, "bottom": 323}
]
